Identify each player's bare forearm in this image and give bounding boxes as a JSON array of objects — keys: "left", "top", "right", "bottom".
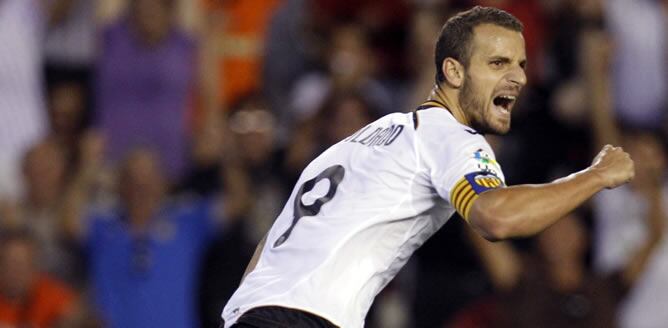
[
  {"left": 469, "top": 145, "right": 634, "bottom": 241},
  {"left": 469, "top": 169, "right": 603, "bottom": 240},
  {"left": 240, "top": 234, "right": 267, "bottom": 284}
]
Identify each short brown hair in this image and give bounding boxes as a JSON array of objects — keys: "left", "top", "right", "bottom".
[{"left": 434, "top": 6, "right": 523, "bottom": 83}]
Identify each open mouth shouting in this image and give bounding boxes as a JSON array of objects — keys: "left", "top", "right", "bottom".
[{"left": 492, "top": 94, "right": 517, "bottom": 118}]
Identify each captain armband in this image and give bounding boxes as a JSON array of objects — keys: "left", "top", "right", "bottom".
[{"left": 450, "top": 172, "right": 504, "bottom": 221}]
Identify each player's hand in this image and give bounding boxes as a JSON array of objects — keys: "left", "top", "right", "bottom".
[{"left": 590, "top": 144, "right": 635, "bottom": 189}]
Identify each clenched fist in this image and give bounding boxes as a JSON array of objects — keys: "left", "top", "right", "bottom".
[{"left": 590, "top": 145, "right": 635, "bottom": 189}]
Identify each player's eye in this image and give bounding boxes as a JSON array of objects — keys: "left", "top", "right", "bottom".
[{"left": 490, "top": 60, "right": 504, "bottom": 68}]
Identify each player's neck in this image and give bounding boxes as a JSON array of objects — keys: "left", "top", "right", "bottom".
[{"left": 428, "top": 85, "right": 471, "bottom": 127}]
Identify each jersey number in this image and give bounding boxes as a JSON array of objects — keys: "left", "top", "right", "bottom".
[{"left": 273, "top": 165, "right": 345, "bottom": 247}]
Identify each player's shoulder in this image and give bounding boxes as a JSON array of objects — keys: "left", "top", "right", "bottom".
[
  {"left": 337, "top": 111, "right": 414, "bottom": 147},
  {"left": 375, "top": 110, "right": 414, "bottom": 125},
  {"left": 414, "top": 107, "right": 486, "bottom": 146}
]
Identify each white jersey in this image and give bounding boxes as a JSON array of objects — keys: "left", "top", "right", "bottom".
[{"left": 222, "top": 103, "right": 506, "bottom": 328}]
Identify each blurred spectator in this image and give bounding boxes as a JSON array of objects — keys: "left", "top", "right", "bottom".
[
  {"left": 95, "top": 0, "right": 196, "bottom": 183},
  {"left": 197, "top": 97, "right": 287, "bottom": 327},
  {"left": 366, "top": 281, "right": 412, "bottom": 328},
  {"left": 585, "top": 27, "right": 668, "bottom": 325},
  {"left": 184, "top": 95, "right": 288, "bottom": 239},
  {"left": 311, "top": 0, "right": 411, "bottom": 79},
  {"left": 262, "top": 0, "right": 320, "bottom": 140},
  {"left": 45, "top": 67, "right": 92, "bottom": 165},
  {"left": 0, "top": 230, "right": 80, "bottom": 328},
  {"left": 315, "top": 91, "right": 381, "bottom": 147},
  {"left": 0, "top": 140, "right": 85, "bottom": 287},
  {"left": 405, "top": 4, "right": 447, "bottom": 109},
  {"left": 43, "top": 0, "right": 96, "bottom": 70},
  {"left": 225, "top": 98, "right": 290, "bottom": 241},
  {"left": 409, "top": 217, "right": 492, "bottom": 328},
  {"left": 604, "top": 0, "right": 667, "bottom": 129},
  {"left": 181, "top": 114, "right": 227, "bottom": 196},
  {"left": 459, "top": 212, "right": 659, "bottom": 328},
  {"left": 290, "top": 24, "right": 393, "bottom": 120},
  {"left": 20, "top": 142, "right": 67, "bottom": 225},
  {"left": 0, "top": 0, "right": 49, "bottom": 200},
  {"left": 592, "top": 131, "right": 668, "bottom": 328},
  {"left": 63, "top": 148, "right": 225, "bottom": 328},
  {"left": 285, "top": 92, "right": 379, "bottom": 181},
  {"left": 198, "top": 0, "right": 283, "bottom": 112}
]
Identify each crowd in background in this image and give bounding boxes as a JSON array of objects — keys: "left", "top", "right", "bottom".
[{"left": 0, "top": 0, "right": 666, "bottom": 327}]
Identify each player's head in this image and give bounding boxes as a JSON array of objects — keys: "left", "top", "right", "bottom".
[{"left": 435, "top": 6, "right": 526, "bottom": 135}]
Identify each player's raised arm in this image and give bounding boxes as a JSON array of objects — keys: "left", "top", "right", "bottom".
[{"left": 467, "top": 144, "right": 635, "bottom": 241}]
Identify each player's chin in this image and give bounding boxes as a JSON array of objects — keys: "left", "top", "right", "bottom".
[
  {"left": 484, "top": 117, "right": 511, "bottom": 135},
  {"left": 484, "top": 104, "right": 512, "bottom": 135},
  {"left": 494, "top": 121, "right": 511, "bottom": 134}
]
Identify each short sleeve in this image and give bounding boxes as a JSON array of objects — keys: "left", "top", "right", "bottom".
[{"left": 418, "top": 122, "right": 505, "bottom": 220}]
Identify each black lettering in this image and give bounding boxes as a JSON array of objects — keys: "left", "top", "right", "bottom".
[
  {"left": 375, "top": 125, "right": 396, "bottom": 146},
  {"left": 358, "top": 128, "right": 382, "bottom": 145},
  {"left": 346, "top": 125, "right": 371, "bottom": 142},
  {"left": 368, "top": 127, "right": 391, "bottom": 146},
  {"left": 384, "top": 125, "right": 405, "bottom": 145}
]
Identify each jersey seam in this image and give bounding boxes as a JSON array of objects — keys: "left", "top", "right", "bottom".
[
  {"left": 412, "top": 111, "right": 419, "bottom": 130},
  {"left": 435, "top": 132, "right": 485, "bottom": 197},
  {"left": 329, "top": 113, "right": 422, "bottom": 325},
  {"left": 356, "top": 119, "right": 427, "bottom": 310}
]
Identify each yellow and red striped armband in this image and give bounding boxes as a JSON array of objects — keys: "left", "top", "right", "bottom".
[{"left": 450, "top": 172, "right": 504, "bottom": 220}]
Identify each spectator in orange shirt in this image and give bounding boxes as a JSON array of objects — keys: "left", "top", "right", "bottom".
[
  {"left": 199, "top": 0, "right": 283, "bottom": 112},
  {"left": 0, "top": 230, "right": 79, "bottom": 328}
]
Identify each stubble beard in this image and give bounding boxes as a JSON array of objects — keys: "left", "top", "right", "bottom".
[{"left": 459, "top": 76, "right": 509, "bottom": 135}]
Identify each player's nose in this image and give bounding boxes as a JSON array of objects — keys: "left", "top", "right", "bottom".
[{"left": 507, "top": 66, "right": 527, "bottom": 88}]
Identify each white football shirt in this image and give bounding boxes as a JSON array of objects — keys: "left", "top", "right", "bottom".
[{"left": 222, "top": 102, "right": 506, "bottom": 328}]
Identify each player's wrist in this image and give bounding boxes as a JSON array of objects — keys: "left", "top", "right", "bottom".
[{"left": 585, "top": 166, "right": 609, "bottom": 190}]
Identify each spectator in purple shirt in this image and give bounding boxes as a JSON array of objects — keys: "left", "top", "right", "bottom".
[{"left": 95, "top": 0, "right": 196, "bottom": 183}]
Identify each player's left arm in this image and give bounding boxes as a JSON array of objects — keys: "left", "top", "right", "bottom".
[{"left": 240, "top": 233, "right": 267, "bottom": 283}]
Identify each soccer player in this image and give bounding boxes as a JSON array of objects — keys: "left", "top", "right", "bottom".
[{"left": 221, "top": 6, "right": 635, "bottom": 328}]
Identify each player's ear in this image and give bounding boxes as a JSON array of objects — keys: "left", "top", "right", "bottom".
[{"left": 442, "top": 58, "right": 465, "bottom": 88}]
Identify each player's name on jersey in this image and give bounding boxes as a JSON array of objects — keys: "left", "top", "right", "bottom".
[{"left": 344, "top": 124, "right": 405, "bottom": 147}]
